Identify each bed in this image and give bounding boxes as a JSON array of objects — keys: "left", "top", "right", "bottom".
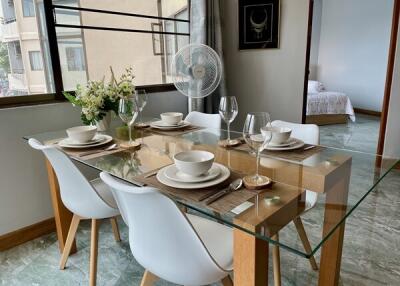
[{"left": 305, "top": 81, "right": 356, "bottom": 125}]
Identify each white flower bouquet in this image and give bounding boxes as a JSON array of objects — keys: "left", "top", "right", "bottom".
[{"left": 64, "top": 67, "right": 136, "bottom": 125}]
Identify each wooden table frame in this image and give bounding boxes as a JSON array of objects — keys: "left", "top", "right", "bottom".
[{"left": 44, "top": 135, "right": 352, "bottom": 286}]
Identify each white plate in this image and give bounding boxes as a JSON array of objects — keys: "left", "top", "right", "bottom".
[
  {"left": 152, "top": 120, "right": 185, "bottom": 127},
  {"left": 150, "top": 121, "right": 191, "bottom": 130},
  {"left": 164, "top": 164, "right": 221, "bottom": 183},
  {"left": 267, "top": 138, "right": 297, "bottom": 147},
  {"left": 265, "top": 138, "right": 305, "bottom": 151},
  {"left": 58, "top": 134, "right": 113, "bottom": 149},
  {"left": 61, "top": 134, "right": 104, "bottom": 146},
  {"left": 157, "top": 163, "right": 230, "bottom": 189}
]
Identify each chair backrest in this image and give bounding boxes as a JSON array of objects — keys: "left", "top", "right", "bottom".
[
  {"left": 100, "top": 172, "right": 226, "bottom": 285},
  {"left": 28, "top": 138, "right": 116, "bottom": 219},
  {"left": 272, "top": 120, "right": 320, "bottom": 145},
  {"left": 185, "top": 111, "right": 221, "bottom": 130},
  {"left": 270, "top": 121, "right": 320, "bottom": 210}
]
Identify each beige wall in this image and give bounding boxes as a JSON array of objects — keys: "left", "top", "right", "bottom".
[{"left": 222, "top": 0, "right": 309, "bottom": 129}]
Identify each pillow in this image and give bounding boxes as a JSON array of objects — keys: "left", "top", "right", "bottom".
[{"left": 308, "top": 81, "right": 324, "bottom": 93}]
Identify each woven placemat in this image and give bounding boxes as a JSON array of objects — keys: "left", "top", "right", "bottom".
[
  {"left": 148, "top": 125, "right": 204, "bottom": 136},
  {"left": 133, "top": 167, "right": 267, "bottom": 214}
]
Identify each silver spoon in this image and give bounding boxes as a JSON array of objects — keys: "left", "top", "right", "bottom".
[
  {"left": 205, "top": 178, "right": 243, "bottom": 205},
  {"left": 78, "top": 143, "right": 119, "bottom": 157}
]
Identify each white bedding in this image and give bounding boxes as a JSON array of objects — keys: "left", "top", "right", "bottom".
[{"left": 307, "top": 91, "right": 356, "bottom": 122}]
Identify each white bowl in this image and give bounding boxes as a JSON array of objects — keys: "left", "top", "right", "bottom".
[
  {"left": 261, "top": 126, "right": 292, "bottom": 144},
  {"left": 161, "top": 112, "right": 183, "bottom": 125},
  {"left": 174, "top": 150, "right": 215, "bottom": 177},
  {"left": 66, "top": 126, "right": 97, "bottom": 143}
]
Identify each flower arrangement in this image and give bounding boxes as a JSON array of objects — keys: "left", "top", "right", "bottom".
[{"left": 64, "top": 67, "right": 136, "bottom": 125}]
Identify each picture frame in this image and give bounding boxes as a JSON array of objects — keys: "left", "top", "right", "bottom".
[{"left": 238, "top": 0, "right": 280, "bottom": 50}]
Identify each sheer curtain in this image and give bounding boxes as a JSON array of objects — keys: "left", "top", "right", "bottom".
[{"left": 189, "top": 0, "right": 227, "bottom": 113}]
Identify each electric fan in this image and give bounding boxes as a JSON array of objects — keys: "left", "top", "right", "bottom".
[{"left": 171, "top": 44, "right": 222, "bottom": 98}]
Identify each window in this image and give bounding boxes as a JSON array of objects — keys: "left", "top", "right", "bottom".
[
  {"left": 66, "top": 47, "right": 85, "bottom": 71},
  {"left": 22, "top": 0, "right": 35, "bottom": 17},
  {"left": 54, "top": 0, "right": 190, "bottom": 88},
  {"left": 0, "top": 1, "right": 189, "bottom": 105},
  {"left": 29, "top": 51, "right": 43, "bottom": 71}
]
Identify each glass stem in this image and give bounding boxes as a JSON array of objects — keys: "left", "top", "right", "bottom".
[
  {"left": 128, "top": 123, "right": 132, "bottom": 145},
  {"left": 139, "top": 110, "right": 142, "bottom": 124},
  {"left": 227, "top": 122, "right": 231, "bottom": 142}
]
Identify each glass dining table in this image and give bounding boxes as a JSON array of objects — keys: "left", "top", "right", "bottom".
[{"left": 24, "top": 122, "right": 399, "bottom": 286}]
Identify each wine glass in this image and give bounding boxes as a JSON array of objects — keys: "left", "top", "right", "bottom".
[
  {"left": 219, "top": 96, "right": 238, "bottom": 144},
  {"left": 242, "top": 112, "right": 273, "bottom": 186},
  {"left": 119, "top": 96, "right": 139, "bottom": 145},
  {"left": 135, "top": 89, "right": 148, "bottom": 127}
]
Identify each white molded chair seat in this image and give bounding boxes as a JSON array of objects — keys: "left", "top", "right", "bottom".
[
  {"left": 100, "top": 172, "right": 233, "bottom": 286},
  {"left": 185, "top": 111, "right": 221, "bottom": 130},
  {"left": 187, "top": 214, "right": 233, "bottom": 271},
  {"left": 28, "top": 138, "right": 121, "bottom": 286},
  {"left": 268, "top": 120, "right": 320, "bottom": 278},
  {"left": 90, "top": 178, "right": 118, "bottom": 210}
]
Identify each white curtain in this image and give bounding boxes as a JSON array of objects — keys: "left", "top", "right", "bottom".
[{"left": 189, "top": 0, "right": 227, "bottom": 113}]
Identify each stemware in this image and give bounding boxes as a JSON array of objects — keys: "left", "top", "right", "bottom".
[
  {"left": 135, "top": 89, "right": 148, "bottom": 127},
  {"left": 119, "top": 96, "right": 139, "bottom": 145},
  {"left": 242, "top": 112, "right": 273, "bottom": 186},
  {"left": 219, "top": 96, "right": 238, "bottom": 144}
]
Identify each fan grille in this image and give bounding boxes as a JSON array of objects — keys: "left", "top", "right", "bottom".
[{"left": 171, "top": 44, "right": 222, "bottom": 98}]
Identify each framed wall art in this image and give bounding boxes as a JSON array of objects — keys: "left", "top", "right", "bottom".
[{"left": 239, "top": 0, "right": 280, "bottom": 50}]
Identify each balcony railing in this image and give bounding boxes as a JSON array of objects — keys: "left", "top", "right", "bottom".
[
  {"left": 1, "top": 20, "right": 19, "bottom": 42},
  {"left": 8, "top": 73, "right": 27, "bottom": 92}
]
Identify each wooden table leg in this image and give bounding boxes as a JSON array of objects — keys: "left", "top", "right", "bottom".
[
  {"left": 318, "top": 160, "right": 351, "bottom": 286},
  {"left": 46, "top": 160, "right": 77, "bottom": 254},
  {"left": 234, "top": 229, "right": 269, "bottom": 286}
]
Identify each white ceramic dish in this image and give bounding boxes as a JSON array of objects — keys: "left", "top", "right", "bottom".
[
  {"left": 66, "top": 126, "right": 97, "bottom": 143},
  {"left": 261, "top": 126, "right": 292, "bottom": 144},
  {"left": 265, "top": 138, "right": 305, "bottom": 151},
  {"left": 61, "top": 134, "right": 105, "bottom": 146},
  {"left": 152, "top": 120, "right": 186, "bottom": 127},
  {"left": 164, "top": 164, "right": 221, "bottom": 183},
  {"left": 156, "top": 163, "right": 230, "bottom": 189},
  {"left": 150, "top": 121, "right": 191, "bottom": 130},
  {"left": 58, "top": 134, "right": 113, "bottom": 149},
  {"left": 160, "top": 112, "right": 183, "bottom": 125},
  {"left": 267, "top": 138, "right": 297, "bottom": 147},
  {"left": 174, "top": 150, "right": 214, "bottom": 177}
]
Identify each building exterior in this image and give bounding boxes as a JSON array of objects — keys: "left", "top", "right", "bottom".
[{"left": 0, "top": 0, "right": 188, "bottom": 97}]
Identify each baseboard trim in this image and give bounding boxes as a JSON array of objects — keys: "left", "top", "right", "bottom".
[
  {"left": 0, "top": 218, "right": 56, "bottom": 251},
  {"left": 354, "top": 108, "right": 381, "bottom": 117}
]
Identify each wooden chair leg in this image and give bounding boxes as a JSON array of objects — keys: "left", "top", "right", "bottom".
[
  {"left": 221, "top": 275, "right": 233, "bottom": 286},
  {"left": 59, "top": 214, "right": 81, "bottom": 270},
  {"left": 293, "top": 217, "right": 318, "bottom": 270},
  {"left": 140, "top": 270, "right": 159, "bottom": 286},
  {"left": 110, "top": 217, "right": 121, "bottom": 242},
  {"left": 89, "top": 219, "right": 99, "bottom": 286},
  {"left": 272, "top": 234, "right": 281, "bottom": 286}
]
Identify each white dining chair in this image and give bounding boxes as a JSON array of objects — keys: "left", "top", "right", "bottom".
[
  {"left": 100, "top": 172, "right": 233, "bottom": 286},
  {"left": 270, "top": 120, "right": 319, "bottom": 285},
  {"left": 28, "top": 139, "right": 121, "bottom": 286},
  {"left": 185, "top": 111, "right": 221, "bottom": 130}
]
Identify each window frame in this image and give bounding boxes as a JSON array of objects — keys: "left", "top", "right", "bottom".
[{"left": 0, "top": 0, "right": 190, "bottom": 108}]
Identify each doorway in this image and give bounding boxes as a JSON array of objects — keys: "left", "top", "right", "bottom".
[{"left": 302, "top": 0, "right": 399, "bottom": 155}]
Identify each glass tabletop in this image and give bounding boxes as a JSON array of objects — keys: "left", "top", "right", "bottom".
[{"left": 24, "top": 123, "right": 399, "bottom": 259}]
